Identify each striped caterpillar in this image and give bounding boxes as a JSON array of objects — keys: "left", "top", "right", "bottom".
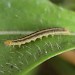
[{"left": 4, "top": 27, "right": 70, "bottom": 46}]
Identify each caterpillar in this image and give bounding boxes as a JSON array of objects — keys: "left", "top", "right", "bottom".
[{"left": 4, "top": 27, "right": 70, "bottom": 46}]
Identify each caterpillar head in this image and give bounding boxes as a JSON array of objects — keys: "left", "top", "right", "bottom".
[{"left": 4, "top": 40, "right": 13, "bottom": 46}]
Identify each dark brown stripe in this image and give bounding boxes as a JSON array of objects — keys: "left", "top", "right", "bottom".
[{"left": 13, "top": 27, "right": 66, "bottom": 42}]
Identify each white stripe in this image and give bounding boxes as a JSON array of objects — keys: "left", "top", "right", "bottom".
[
  {"left": 0, "top": 31, "right": 74, "bottom": 35},
  {"left": 0, "top": 31, "right": 34, "bottom": 35}
]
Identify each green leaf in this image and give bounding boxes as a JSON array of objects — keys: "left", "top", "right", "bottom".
[
  {"left": 1, "top": 35, "right": 75, "bottom": 75},
  {"left": 0, "top": 0, "right": 75, "bottom": 75}
]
